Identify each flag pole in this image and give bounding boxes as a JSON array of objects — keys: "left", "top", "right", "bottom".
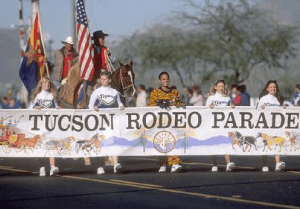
[
  {"left": 18, "top": 0, "right": 25, "bottom": 61},
  {"left": 72, "top": 0, "right": 77, "bottom": 48},
  {"left": 18, "top": 0, "right": 28, "bottom": 106},
  {"left": 33, "top": 0, "right": 50, "bottom": 78}
]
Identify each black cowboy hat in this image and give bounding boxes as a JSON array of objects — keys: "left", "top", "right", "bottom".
[{"left": 92, "top": 30, "right": 109, "bottom": 40}]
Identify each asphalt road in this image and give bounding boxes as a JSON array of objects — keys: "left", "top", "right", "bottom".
[{"left": 1, "top": 156, "right": 300, "bottom": 209}]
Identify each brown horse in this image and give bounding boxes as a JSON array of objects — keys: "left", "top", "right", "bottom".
[
  {"left": 20, "top": 135, "right": 42, "bottom": 151},
  {"left": 57, "top": 60, "right": 135, "bottom": 109}
]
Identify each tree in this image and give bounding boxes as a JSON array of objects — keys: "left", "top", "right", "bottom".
[
  {"left": 137, "top": 25, "right": 192, "bottom": 87},
  {"left": 111, "top": 0, "right": 298, "bottom": 93},
  {"left": 112, "top": 25, "right": 201, "bottom": 87},
  {"left": 177, "top": 0, "right": 298, "bottom": 85}
]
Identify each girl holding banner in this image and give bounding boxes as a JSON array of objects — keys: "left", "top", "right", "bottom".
[
  {"left": 29, "top": 76, "right": 61, "bottom": 177},
  {"left": 89, "top": 71, "right": 124, "bottom": 174},
  {"left": 148, "top": 71, "right": 184, "bottom": 173},
  {"left": 257, "top": 80, "right": 286, "bottom": 172},
  {"left": 206, "top": 79, "right": 235, "bottom": 172}
]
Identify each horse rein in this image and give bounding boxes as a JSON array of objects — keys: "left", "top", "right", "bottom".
[
  {"left": 119, "top": 65, "right": 136, "bottom": 97},
  {"left": 105, "top": 52, "right": 135, "bottom": 97}
]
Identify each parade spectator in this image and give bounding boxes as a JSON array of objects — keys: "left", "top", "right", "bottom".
[
  {"left": 29, "top": 76, "right": 61, "bottom": 177},
  {"left": 146, "top": 87, "right": 154, "bottom": 105},
  {"left": 1, "top": 90, "right": 14, "bottom": 109},
  {"left": 16, "top": 91, "right": 27, "bottom": 108},
  {"left": 5, "top": 98, "right": 21, "bottom": 109},
  {"left": 136, "top": 84, "right": 147, "bottom": 107},
  {"left": 0, "top": 96, "right": 3, "bottom": 109},
  {"left": 89, "top": 71, "right": 124, "bottom": 174},
  {"left": 257, "top": 80, "right": 286, "bottom": 172},
  {"left": 6, "top": 89, "right": 13, "bottom": 101},
  {"left": 189, "top": 85, "right": 204, "bottom": 106},
  {"left": 2, "top": 97, "right": 9, "bottom": 108},
  {"left": 206, "top": 79, "right": 235, "bottom": 172},
  {"left": 230, "top": 84, "right": 238, "bottom": 104},
  {"left": 292, "top": 84, "right": 300, "bottom": 106},
  {"left": 233, "top": 85, "right": 250, "bottom": 106},
  {"left": 182, "top": 86, "right": 193, "bottom": 106},
  {"left": 52, "top": 36, "right": 78, "bottom": 88},
  {"left": 128, "top": 94, "right": 137, "bottom": 107},
  {"left": 148, "top": 71, "right": 184, "bottom": 173}
]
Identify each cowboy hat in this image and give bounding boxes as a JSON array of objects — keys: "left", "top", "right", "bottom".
[
  {"left": 61, "top": 36, "right": 75, "bottom": 45},
  {"left": 92, "top": 30, "right": 109, "bottom": 40}
]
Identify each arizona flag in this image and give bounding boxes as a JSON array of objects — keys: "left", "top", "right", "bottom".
[{"left": 19, "top": 7, "right": 45, "bottom": 96}]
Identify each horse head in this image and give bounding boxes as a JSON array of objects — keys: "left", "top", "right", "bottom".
[
  {"left": 112, "top": 60, "right": 136, "bottom": 97},
  {"left": 285, "top": 131, "right": 290, "bottom": 137},
  {"left": 228, "top": 131, "right": 235, "bottom": 138},
  {"left": 35, "top": 135, "right": 42, "bottom": 142},
  {"left": 69, "top": 136, "right": 76, "bottom": 142},
  {"left": 261, "top": 133, "right": 268, "bottom": 139},
  {"left": 97, "top": 134, "right": 106, "bottom": 141},
  {"left": 256, "top": 132, "right": 262, "bottom": 138}
]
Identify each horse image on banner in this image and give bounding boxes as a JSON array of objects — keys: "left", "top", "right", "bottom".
[{"left": 1, "top": 107, "right": 300, "bottom": 157}]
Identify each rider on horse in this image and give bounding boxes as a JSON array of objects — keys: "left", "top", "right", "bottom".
[
  {"left": 52, "top": 36, "right": 78, "bottom": 88},
  {"left": 56, "top": 30, "right": 135, "bottom": 109},
  {"left": 92, "top": 30, "right": 115, "bottom": 84}
]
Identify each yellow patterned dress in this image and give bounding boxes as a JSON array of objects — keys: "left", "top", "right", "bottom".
[
  {"left": 148, "top": 87, "right": 182, "bottom": 165},
  {"left": 148, "top": 88, "right": 180, "bottom": 106}
]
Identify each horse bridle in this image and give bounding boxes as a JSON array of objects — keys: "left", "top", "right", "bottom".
[{"left": 119, "top": 65, "right": 136, "bottom": 97}]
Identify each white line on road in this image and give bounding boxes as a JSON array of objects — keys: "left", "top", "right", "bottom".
[{"left": 0, "top": 165, "right": 31, "bottom": 173}]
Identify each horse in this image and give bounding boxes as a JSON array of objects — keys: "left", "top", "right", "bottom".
[
  {"left": 228, "top": 131, "right": 257, "bottom": 152},
  {"left": 228, "top": 131, "right": 241, "bottom": 150},
  {"left": 45, "top": 136, "right": 76, "bottom": 156},
  {"left": 257, "top": 132, "right": 286, "bottom": 152},
  {"left": 285, "top": 131, "right": 300, "bottom": 151},
  {"left": 75, "top": 134, "right": 105, "bottom": 155},
  {"left": 57, "top": 60, "right": 135, "bottom": 109},
  {"left": 60, "top": 136, "right": 76, "bottom": 155},
  {"left": 20, "top": 135, "right": 42, "bottom": 152}
]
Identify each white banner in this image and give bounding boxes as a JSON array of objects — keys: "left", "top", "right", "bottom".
[{"left": 0, "top": 107, "right": 300, "bottom": 157}]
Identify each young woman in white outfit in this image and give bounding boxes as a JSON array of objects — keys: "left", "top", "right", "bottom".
[
  {"left": 206, "top": 79, "right": 235, "bottom": 172},
  {"left": 257, "top": 80, "right": 286, "bottom": 172},
  {"left": 89, "top": 71, "right": 124, "bottom": 174},
  {"left": 29, "top": 77, "right": 60, "bottom": 177}
]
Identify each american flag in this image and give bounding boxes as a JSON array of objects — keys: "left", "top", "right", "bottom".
[{"left": 77, "top": 0, "right": 94, "bottom": 81}]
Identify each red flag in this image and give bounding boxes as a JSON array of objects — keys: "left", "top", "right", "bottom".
[{"left": 77, "top": 0, "right": 94, "bottom": 81}]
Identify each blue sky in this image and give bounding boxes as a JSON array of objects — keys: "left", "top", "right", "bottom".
[
  {"left": 1, "top": 0, "right": 298, "bottom": 50},
  {"left": 0, "top": 0, "right": 191, "bottom": 50}
]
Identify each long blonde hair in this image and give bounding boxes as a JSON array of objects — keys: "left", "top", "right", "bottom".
[
  {"left": 31, "top": 77, "right": 57, "bottom": 101},
  {"left": 209, "top": 79, "right": 229, "bottom": 96}
]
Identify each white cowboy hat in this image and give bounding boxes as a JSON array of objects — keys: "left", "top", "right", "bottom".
[{"left": 61, "top": 36, "right": 75, "bottom": 45}]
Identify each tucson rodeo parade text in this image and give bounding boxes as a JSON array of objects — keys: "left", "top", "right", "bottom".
[{"left": 28, "top": 109, "right": 300, "bottom": 132}]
